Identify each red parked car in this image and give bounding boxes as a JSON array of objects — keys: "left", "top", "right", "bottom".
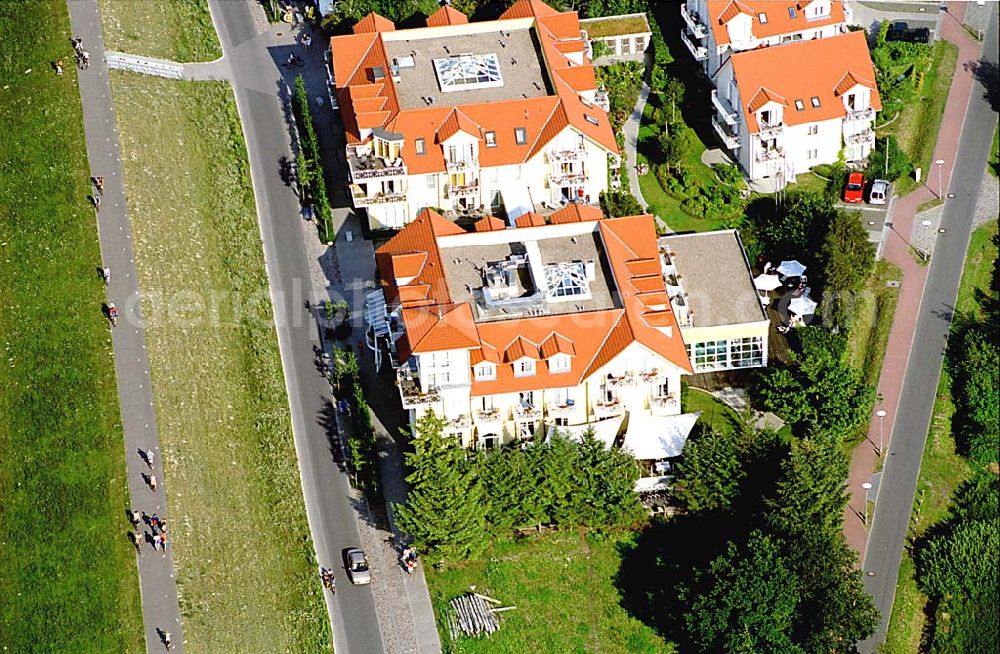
[{"left": 843, "top": 172, "right": 864, "bottom": 204}]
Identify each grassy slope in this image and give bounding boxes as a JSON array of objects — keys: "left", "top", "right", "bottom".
[
  {"left": 426, "top": 530, "right": 675, "bottom": 654},
  {"left": 847, "top": 260, "right": 903, "bottom": 391},
  {"left": 682, "top": 388, "right": 742, "bottom": 436},
  {"left": 99, "top": 0, "right": 221, "bottom": 62},
  {"left": 881, "top": 220, "right": 997, "bottom": 653},
  {"left": 110, "top": 74, "right": 329, "bottom": 653},
  {"left": 0, "top": 4, "right": 143, "bottom": 652},
  {"left": 881, "top": 41, "right": 958, "bottom": 195}
]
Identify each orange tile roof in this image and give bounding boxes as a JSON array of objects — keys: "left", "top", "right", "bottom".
[
  {"left": 515, "top": 212, "right": 546, "bottom": 227},
  {"left": 435, "top": 108, "right": 482, "bottom": 143},
  {"left": 353, "top": 12, "right": 395, "bottom": 34},
  {"left": 473, "top": 216, "right": 506, "bottom": 232},
  {"left": 425, "top": 5, "right": 468, "bottom": 27},
  {"left": 375, "top": 208, "right": 464, "bottom": 307},
  {"left": 549, "top": 203, "right": 604, "bottom": 224},
  {"left": 504, "top": 335, "right": 542, "bottom": 361},
  {"left": 834, "top": 71, "right": 874, "bottom": 96},
  {"left": 332, "top": 0, "right": 618, "bottom": 164},
  {"left": 391, "top": 251, "right": 428, "bottom": 279},
  {"left": 540, "top": 332, "right": 576, "bottom": 358},
  {"left": 709, "top": 0, "right": 846, "bottom": 47},
  {"left": 401, "top": 303, "right": 481, "bottom": 354},
  {"left": 731, "top": 30, "right": 880, "bottom": 132}
]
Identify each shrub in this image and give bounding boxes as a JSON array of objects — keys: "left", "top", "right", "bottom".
[{"left": 868, "top": 134, "right": 913, "bottom": 182}]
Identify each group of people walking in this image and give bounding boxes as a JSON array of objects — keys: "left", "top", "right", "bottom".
[
  {"left": 129, "top": 450, "right": 170, "bottom": 555},
  {"left": 71, "top": 37, "right": 90, "bottom": 69}
]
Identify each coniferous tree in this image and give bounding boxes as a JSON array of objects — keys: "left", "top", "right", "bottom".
[
  {"left": 395, "top": 411, "right": 488, "bottom": 561},
  {"left": 535, "top": 433, "right": 578, "bottom": 526},
  {"left": 765, "top": 435, "right": 849, "bottom": 541},
  {"left": 671, "top": 425, "right": 745, "bottom": 513}
]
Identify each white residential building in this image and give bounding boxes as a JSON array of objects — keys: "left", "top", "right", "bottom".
[
  {"left": 710, "top": 30, "right": 881, "bottom": 183},
  {"left": 330, "top": 0, "right": 620, "bottom": 230}
]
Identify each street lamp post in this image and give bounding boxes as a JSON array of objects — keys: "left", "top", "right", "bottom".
[
  {"left": 935, "top": 159, "right": 945, "bottom": 197},
  {"left": 861, "top": 482, "right": 873, "bottom": 527},
  {"left": 875, "top": 409, "right": 887, "bottom": 457}
]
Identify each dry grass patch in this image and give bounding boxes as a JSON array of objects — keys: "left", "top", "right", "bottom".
[
  {"left": 110, "top": 73, "right": 329, "bottom": 653},
  {"left": 99, "top": 0, "right": 221, "bottom": 62}
]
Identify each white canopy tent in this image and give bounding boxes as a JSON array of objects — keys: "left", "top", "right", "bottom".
[
  {"left": 622, "top": 412, "right": 701, "bottom": 461},
  {"left": 789, "top": 295, "right": 818, "bottom": 316},
  {"left": 753, "top": 274, "right": 782, "bottom": 291},
  {"left": 546, "top": 417, "right": 622, "bottom": 449},
  {"left": 777, "top": 260, "right": 807, "bottom": 277}
]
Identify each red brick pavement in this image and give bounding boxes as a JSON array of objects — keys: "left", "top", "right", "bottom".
[{"left": 844, "top": 2, "right": 984, "bottom": 562}]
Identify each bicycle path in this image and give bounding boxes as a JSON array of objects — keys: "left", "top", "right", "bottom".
[{"left": 66, "top": 0, "right": 185, "bottom": 651}]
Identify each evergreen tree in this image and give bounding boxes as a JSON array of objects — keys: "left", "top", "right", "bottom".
[
  {"left": 765, "top": 435, "right": 849, "bottom": 542},
  {"left": 573, "top": 431, "right": 642, "bottom": 528},
  {"left": 672, "top": 425, "right": 745, "bottom": 513},
  {"left": 535, "top": 433, "right": 578, "bottom": 526},
  {"left": 395, "top": 411, "right": 488, "bottom": 561}
]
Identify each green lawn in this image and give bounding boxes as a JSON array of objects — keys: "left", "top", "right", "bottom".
[
  {"left": 881, "top": 220, "right": 997, "bottom": 653},
  {"left": 846, "top": 260, "right": 903, "bottom": 391},
  {"left": 99, "top": 0, "right": 221, "bottom": 62},
  {"left": 681, "top": 388, "right": 741, "bottom": 436},
  {"left": 0, "top": 4, "right": 144, "bottom": 652},
  {"left": 990, "top": 124, "right": 999, "bottom": 178},
  {"left": 109, "top": 74, "right": 330, "bottom": 652},
  {"left": 880, "top": 41, "right": 958, "bottom": 195},
  {"left": 426, "top": 529, "right": 676, "bottom": 654}
]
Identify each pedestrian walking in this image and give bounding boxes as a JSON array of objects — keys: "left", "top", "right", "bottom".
[
  {"left": 71, "top": 37, "right": 83, "bottom": 55},
  {"left": 102, "top": 267, "right": 110, "bottom": 286},
  {"left": 131, "top": 531, "right": 142, "bottom": 555},
  {"left": 150, "top": 514, "right": 160, "bottom": 532},
  {"left": 162, "top": 630, "right": 172, "bottom": 650},
  {"left": 92, "top": 194, "right": 101, "bottom": 212},
  {"left": 302, "top": 33, "right": 312, "bottom": 50},
  {"left": 78, "top": 50, "right": 90, "bottom": 70},
  {"left": 93, "top": 176, "right": 104, "bottom": 195},
  {"left": 129, "top": 509, "right": 141, "bottom": 528},
  {"left": 144, "top": 448, "right": 155, "bottom": 469},
  {"left": 148, "top": 474, "right": 158, "bottom": 492}
]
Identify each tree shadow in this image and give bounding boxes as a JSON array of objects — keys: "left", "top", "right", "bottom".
[
  {"left": 967, "top": 59, "right": 999, "bottom": 113},
  {"left": 317, "top": 396, "right": 349, "bottom": 473}
]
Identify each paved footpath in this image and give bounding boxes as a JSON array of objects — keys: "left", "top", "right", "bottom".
[
  {"left": 66, "top": 1, "right": 185, "bottom": 652},
  {"left": 846, "top": 2, "right": 998, "bottom": 651}
]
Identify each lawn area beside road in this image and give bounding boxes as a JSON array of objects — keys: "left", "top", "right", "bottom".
[
  {"left": 109, "top": 73, "right": 329, "bottom": 653},
  {"left": 426, "top": 529, "right": 676, "bottom": 654},
  {"left": 881, "top": 220, "right": 997, "bottom": 653},
  {"left": 99, "top": 0, "right": 220, "bottom": 62},
  {"left": 878, "top": 41, "right": 958, "bottom": 195},
  {"left": 0, "top": 4, "right": 143, "bottom": 652},
  {"left": 846, "top": 260, "right": 903, "bottom": 391}
]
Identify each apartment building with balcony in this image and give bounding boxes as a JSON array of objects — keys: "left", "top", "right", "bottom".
[
  {"left": 366, "top": 207, "right": 767, "bottom": 488},
  {"left": 710, "top": 30, "right": 880, "bottom": 183},
  {"left": 330, "top": 0, "right": 620, "bottom": 230},
  {"left": 681, "top": 0, "right": 850, "bottom": 76}
]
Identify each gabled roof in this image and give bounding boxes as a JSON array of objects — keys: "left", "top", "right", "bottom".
[
  {"left": 504, "top": 336, "right": 542, "bottom": 361},
  {"left": 708, "top": 0, "right": 847, "bottom": 47},
  {"left": 549, "top": 203, "right": 604, "bottom": 224},
  {"left": 834, "top": 71, "right": 875, "bottom": 96},
  {"left": 425, "top": 4, "right": 468, "bottom": 27},
  {"left": 730, "top": 30, "right": 881, "bottom": 132},
  {"left": 435, "top": 108, "right": 481, "bottom": 143},
  {"left": 375, "top": 208, "right": 464, "bottom": 307},
  {"left": 515, "top": 212, "right": 546, "bottom": 227},
  {"left": 499, "top": 0, "right": 560, "bottom": 19},
  {"left": 353, "top": 12, "right": 395, "bottom": 34},
  {"left": 401, "top": 303, "right": 480, "bottom": 355},
  {"left": 473, "top": 216, "right": 506, "bottom": 232},
  {"left": 540, "top": 332, "right": 576, "bottom": 358}
]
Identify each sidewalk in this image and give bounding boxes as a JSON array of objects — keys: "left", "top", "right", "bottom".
[
  {"left": 66, "top": 1, "right": 185, "bottom": 651},
  {"left": 843, "top": 1, "right": 982, "bottom": 561}
]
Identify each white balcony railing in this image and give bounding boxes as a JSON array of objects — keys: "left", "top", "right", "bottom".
[
  {"left": 650, "top": 395, "right": 679, "bottom": 414},
  {"left": 446, "top": 157, "right": 479, "bottom": 173},
  {"left": 448, "top": 414, "right": 472, "bottom": 429},
  {"left": 546, "top": 402, "right": 576, "bottom": 417},
  {"left": 845, "top": 107, "right": 875, "bottom": 123},
  {"left": 548, "top": 148, "right": 587, "bottom": 163},
  {"left": 515, "top": 404, "right": 542, "bottom": 420},
  {"left": 448, "top": 181, "right": 479, "bottom": 197},
  {"left": 680, "top": 3, "right": 709, "bottom": 40},
  {"left": 681, "top": 30, "right": 708, "bottom": 61},
  {"left": 845, "top": 129, "right": 875, "bottom": 146},
  {"left": 711, "top": 90, "right": 739, "bottom": 126},
  {"left": 474, "top": 408, "right": 503, "bottom": 424},
  {"left": 352, "top": 189, "right": 408, "bottom": 207},
  {"left": 758, "top": 122, "right": 785, "bottom": 139},
  {"left": 712, "top": 117, "right": 740, "bottom": 150},
  {"left": 348, "top": 154, "right": 407, "bottom": 180},
  {"left": 548, "top": 170, "right": 588, "bottom": 185},
  {"left": 593, "top": 400, "right": 624, "bottom": 418},
  {"left": 755, "top": 147, "right": 785, "bottom": 162}
]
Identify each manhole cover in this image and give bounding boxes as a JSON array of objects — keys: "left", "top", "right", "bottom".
[
  {"left": 868, "top": 220, "right": 876, "bottom": 226},
  {"left": 886, "top": 280, "right": 901, "bottom": 288},
  {"left": 938, "top": 227, "right": 947, "bottom": 234},
  {"left": 947, "top": 193, "right": 955, "bottom": 198},
  {"left": 276, "top": 31, "right": 283, "bottom": 36}
]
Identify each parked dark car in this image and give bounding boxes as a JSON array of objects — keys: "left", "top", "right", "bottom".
[{"left": 886, "top": 21, "right": 931, "bottom": 43}]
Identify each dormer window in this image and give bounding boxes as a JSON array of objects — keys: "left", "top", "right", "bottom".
[
  {"left": 810, "top": 96, "right": 821, "bottom": 108},
  {"left": 515, "top": 359, "right": 535, "bottom": 377},
  {"left": 485, "top": 131, "right": 496, "bottom": 147},
  {"left": 415, "top": 138, "right": 426, "bottom": 155},
  {"left": 788, "top": 6, "right": 796, "bottom": 18},
  {"left": 475, "top": 362, "right": 496, "bottom": 380},
  {"left": 549, "top": 354, "right": 571, "bottom": 374},
  {"left": 514, "top": 127, "right": 527, "bottom": 145},
  {"left": 758, "top": 12, "right": 768, "bottom": 23},
  {"left": 795, "top": 99, "right": 805, "bottom": 111},
  {"left": 584, "top": 114, "right": 600, "bottom": 126}
]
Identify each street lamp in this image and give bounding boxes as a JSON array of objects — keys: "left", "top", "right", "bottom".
[
  {"left": 861, "top": 482, "right": 873, "bottom": 526},
  {"left": 875, "top": 409, "right": 887, "bottom": 457},
  {"left": 935, "top": 159, "right": 946, "bottom": 197}
]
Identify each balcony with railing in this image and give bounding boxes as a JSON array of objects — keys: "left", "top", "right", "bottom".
[
  {"left": 681, "top": 30, "right": 708, "bottom": 61},
  {"left": 348, "top": 153, "right": 407, "bottom": 181},
  {"left": 845, "top": 129, "right": 875, "bottom": 146},
  {"left": 448, "top": 414, "right": 472, "bottom": 429},
  {"left": 447, "top": 181, "right": 480, "bottom": 197},
  {"left": 606, "top": 372, "right": 637, "bottom": 388},
  {"left": 547, "top": 147, "right": 587, "bottom": 163},
  {"left": 845, "top": 107, "right": 875, "bottom": 122},
  {"left": 593, "top": 399, "right": 624, "bottom": 418},
  {"left": 548, "top": 169, "right": 588, "bottom": 185},
  {"left": 680, "top": 3, "right": 709, "bottom": 40},
  {"left": 546, "top": 401, "right": 576, "bottom": 418},
  {"left": 474, "top": 407, "right": 504, "bottom": 425},
  {"left": 711, "top": 90, "right": 739, "bottom": 126},
  {"left": 397, "top": 371, "right": 440, "bottom": 408},
  {"left": 446, "top": 157, "right": 479, "bottom": 173},
  {"left": 351, "top": 185, "right": 407, "bottom": 207},
  {"left": 649, "top": 394, "right": 680, "bottom": 416},
  {"left": 758, "top": 122, "right": 785, "bottom": 139},
  {"left": 515, "top": 402, "right": 542, "bottom": 421},
  {"left": 755, "top": 146, "right": 785, "bottom": 162},
  {"left": 712, "top": 117, "right": 740, "bottom": 150}
]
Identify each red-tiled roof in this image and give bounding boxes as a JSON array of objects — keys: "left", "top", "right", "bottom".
[
  {"left": 353, "top": 12, "right": 395, "bottom": 34},
  {"left": 435, "top": 108, "right": 481, "bottom": 143},
  {"left": 730, "top": 30, "right": 880, "bottom": 133},
  {"left": 709, "top": 0, "right": 846, "bottom": 47},
  {"left": 499, "top": 0, "right": 560, "bottom": 19},
  {"left": 515, "top": 212, "right": 546, "bottom": 227},
  {"left": 375, "top": 208, "right": 464, "bottom": 307},
  {"left": 549, "top": 203, "right": 604, "bottom": 224},
  {"left": 425, "top": 5, "right": 468, "bottom": 27},
  {"left": 473, "top": 216, "right": 506, "bottom": 232}
]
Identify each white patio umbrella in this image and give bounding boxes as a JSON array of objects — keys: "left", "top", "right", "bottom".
[
  {"left": 777, "top": 260, "right": 807, "bottom": 277},
  {"left": 753, "top": 274, "right": 782, "bottom": 291},
  {"left": 789, "top": 296, "right": 818, "bottom": 316}
]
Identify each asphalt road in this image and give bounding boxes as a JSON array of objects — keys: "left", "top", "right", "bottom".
[
  {"left": 208, "top": 3, "right": 384, "bottom": 653},
  {"left": 857, "top": 6, "right": 999, "bottom": 652}
]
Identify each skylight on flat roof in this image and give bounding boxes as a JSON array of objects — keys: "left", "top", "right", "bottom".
[
  {"left": 545, "top": 262, "right": 592, "bottom": 302},
  {"left": 433, "top": 53, "right": 504, "bottom": 93}
]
